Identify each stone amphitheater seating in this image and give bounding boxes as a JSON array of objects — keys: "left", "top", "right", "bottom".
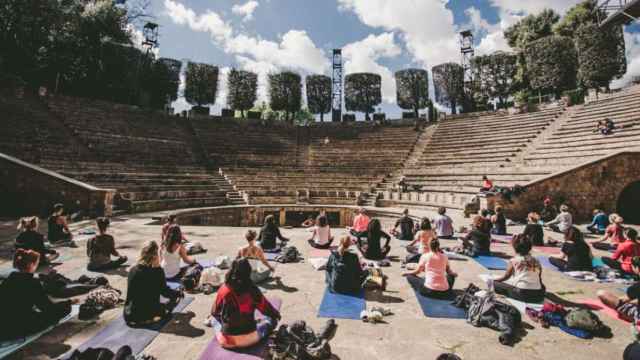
[
  {"left": 391, "top": 107, "right": 564, "bottom": 210},
  {"left": 4, "top": 86, "right": 640, "bottom": 214},
  {"left": 523, "top": 88, "right": 640, "bottom": 166}
]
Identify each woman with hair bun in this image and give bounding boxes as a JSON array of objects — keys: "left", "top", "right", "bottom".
[
  {"left": 15, "top": 216, "right": 59, "bottom": 264},
  {"left": 0, "top": 249, "right": 74, "bottom": 341}
]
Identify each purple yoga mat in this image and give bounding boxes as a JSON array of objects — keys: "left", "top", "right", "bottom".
[{"left": 198, "top": 298, "right": 282, "bottom": 360}]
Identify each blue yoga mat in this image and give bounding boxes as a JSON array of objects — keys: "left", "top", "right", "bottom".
[
  {"left": 61, "top": 297, "right": 194, "bottom": 359},
  {"left": 264, "top": 252, "right": 280, "bottom": 262},
  {"left": 317, "top": 288, "right": 365, "bottom": 320},
  {"left": 473, "top": 256, "right": 508, "bottom": 270},
  {"left": 406, "top": 276, "right": 466, "bottom": 319},
  {"left": 0, "top": 305, "right": 79, "bottom": 359},
  {"left": 592, "top": 257, "right": 606, "bottom": 268},
  {"left": 536, "top": 256, "right": 556, "bottom": 271}
]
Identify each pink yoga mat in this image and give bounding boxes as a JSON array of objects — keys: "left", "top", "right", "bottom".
[
  {"left": 309, "top": 247, "right": 337, "bottom": 258},
  {"left": 199, "top": 298, "right": 282, "bottom": 360},
  {"left": 581, "top": 299, "right": 630, "bottom": 323},
  {"left": 533, "top": 246, "right": 562, "bottom": 255}
]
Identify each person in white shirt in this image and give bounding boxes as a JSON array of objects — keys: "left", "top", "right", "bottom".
[
  {"left": 493, "top": 234, "right": 545, "bottom": 303},
  {"left": 307, "top": 215, "right": 334, "bottom": 249},
  {"left": 544, "top": 204, "right": 573, "bottom": 234},
  {"left": 434, "top": 207, "right": 454, "bottom": 239}
]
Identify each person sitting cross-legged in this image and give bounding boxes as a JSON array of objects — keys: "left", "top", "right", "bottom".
[
  {"left": 544, "top": 204, "right": 573, "bottom": 234},
  {"left": 522, "top": 212, "right": 544, "bottom": 246},
  {"left": 357, "top": 218, "right": 391, "bottom": 261},
  {"left": 493, "top": 234, "right": 545, "bottom": 303},
  {"left": 347, "top": 207, "right": 371, "bottom": 238},
  {"left": 403, "top": 238, "right": 458, "bottom": 299},
  {"left": 15, "top": 216, "right": 59, "bottom": 264},
  {"left": 86, "top": 217, "right": 127, "bottom": 272},
  {"left": 586, "top": 209, "right": 609, "bottom": 235},
  {"left": 460, "top": 215, "right": 491, "bottom": 257},
  {"left": 48, "top": 203, "right": 74, "bottom": 245},
  {"left": 592, "top": 213, "right": 626, "bottom": 251},
  {"left": 549, "top": 226, "right": 593, "bottom": 272},
  {"left": 124, "top": 241, "right": 184, "bottom": 326},
  {"left": 326, "top": 236, "right": 367, "bottom": 295},
  {"left": 207, "top": 258, "right": 281, "bottom": 349},
  {"left": 391, "top": 209, "right": 415, "bottom": 241},
  {"left": 238, "top": 230, "right": 275, "bottom": 284},
  {"left": 161, "top": 225, "right": 198, "bottom": 282},
  {"left": 0, "top": 249, "right": 75, "bottom": 341},
  {"left": 434, "top": 207, "right": 455, "bottom": 239},
  {"left": 597, "top": 257, "right": 640, "bottom": 325},
  {"left": 307, "top": 215, "right": 334, "bottom": 249},
  {"left": 258, "top": 215, "right": 289, "bottom": 252},
  {"left": 602, "top": 228, "right": 640, "bottom": 277},
  {"left": 405, "top": 218, "right": 436, "bottom": 264}
]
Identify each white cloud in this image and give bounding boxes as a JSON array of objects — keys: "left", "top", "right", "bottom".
[
  {"left": 337, "top": 0, "right": 459, "bottom": 68},
  {"left": 164, "top": 0, "right": 330, "bottom": 105},
  {"left": 164, "top": 0, "right": 232, "bottom": 41},
  {"left": 343, "top": 33, "right": 401, "bottom": 103},
  {"left": 232, "top": 1, "right": 259, "bottom": 22},
  {"left": 489, "top": 0, "right": 581, "bottom": 17},
  {"left": 612, "top": 32, "right": 640, "bottom": 89}
]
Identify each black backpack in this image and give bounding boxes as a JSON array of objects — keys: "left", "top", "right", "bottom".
[
  {"left": 276, "top": 246, "right": 302, "bottom": 263},
  {"left": 181, "top": 263, "right": 204, "bottom": 291}
]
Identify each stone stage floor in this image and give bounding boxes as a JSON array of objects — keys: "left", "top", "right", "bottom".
[{"left": 0, "top": 209, "right": 633, "bottom": 360}]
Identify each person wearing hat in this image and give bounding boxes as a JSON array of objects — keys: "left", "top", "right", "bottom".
[
  {"left": 544, "top": 204, "right": 572, "bottom": 234},
  {"left": 592, "top": 213, "right": 626, "bottom": 251}
]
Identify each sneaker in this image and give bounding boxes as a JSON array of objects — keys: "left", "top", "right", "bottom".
[{"left": 370, "top": 306, "right": 392, "bottom": 316}]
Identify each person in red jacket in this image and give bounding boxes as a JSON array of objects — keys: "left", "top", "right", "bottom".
[
  {"left": 602, "top": 228, "right": 640, "bottom": 276},
  {"left": 208, "top": 258, "right": 280, "bottom": 349}
]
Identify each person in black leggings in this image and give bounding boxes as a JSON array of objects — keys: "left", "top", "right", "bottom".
[
  {"left": 549, "top": 227, "right": 593, "bottom": 272},
  {"left": 493, "top": 234, "right": 545, "bottom": 303},
  {"left": 0, "top": 249, "right": 75, "bottom": 341}
]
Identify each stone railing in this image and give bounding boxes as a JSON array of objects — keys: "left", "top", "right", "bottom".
[{"left": 0, "top": 152, "right": 116, "bottom": 217}]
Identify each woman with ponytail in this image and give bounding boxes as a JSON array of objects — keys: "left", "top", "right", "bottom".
[
  {"left": 325, "top": 236, "right": 367, "bottom": 294},
  {"left": 0, "top": 249, "right": 74, "bottom": 341},
  {"left": 15, "top": 216, "right": 58, "bottom": 264}
]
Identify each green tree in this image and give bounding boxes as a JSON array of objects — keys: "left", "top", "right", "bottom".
[
  {"left": 305, "top": 75, "right": 332, "bottom": 122},
  {"left": 471, "top": 51, "right": 517, "bottom": 108},
  {"left": 395, "top": 68, "right": 429, "bottom": 118},
  {"left": 504, "top": 9, "right": 560, "bottom": 49},
  {"left": 184, "top": 62, "right": 219, "bottom": 108},
  {"left": 504, "top": 9, "right": 560, "bottom": 90},
  {"left": 269, "top": 71, "right": 302, "bottom": 123},
  {"left": 227, "top": 69, "right": 258, "bottom": 118},
  {"left": 344, "top": 72, "right": 382, "bottom": 120},
  {"left": 143, "top": 58, "right": 181, "bottom": 110},
  {"left": 432, "top": 63, "right": 464, "bottom": 114},
  {"left": 575, "top": 23, "right": 625, "bottom": 90},
  {"left": 555, "top": 0, "right": 626, "bottom": 89},
  {"left": 524, "top": 35, "right": 578, "bottom": 96}
]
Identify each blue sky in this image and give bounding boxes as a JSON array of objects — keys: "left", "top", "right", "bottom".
[{"left": 142, "top": 0, "right": 640, "bottom": 119}]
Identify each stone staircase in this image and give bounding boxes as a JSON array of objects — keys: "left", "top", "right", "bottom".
[
  {"left": 216, "top": 169, "right": 248, "bottom": 205},
  {"left": 364, "top": 124, "right": 438, "bottom": 206}
]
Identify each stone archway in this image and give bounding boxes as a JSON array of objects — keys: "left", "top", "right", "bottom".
[{"left": 618, "top": 181, "right": 640, "bottom": 224}]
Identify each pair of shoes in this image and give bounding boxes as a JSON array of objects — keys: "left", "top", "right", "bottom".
[
  {"left": 369, "top": 306, "right": 392, "bottom": 316},
  {"left": 360, "top": 310, "right": 383, "bottom": 323}
]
